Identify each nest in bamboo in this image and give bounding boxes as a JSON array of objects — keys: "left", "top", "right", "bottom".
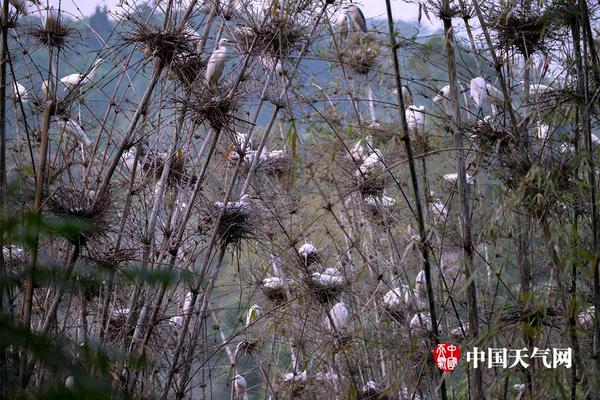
[
  {"left": 186, "top": 83, "right": 240, "bottom": 131},
  {"left": 2, "top": 245, "right": 29, "bottom": 271},
  {"left": 231, "top": 17, "right": 308, "bottom": 57},
  {"left": 106, "top": 309, "right": 134, "bottom": 342},
  {"left": 46, "top": 188, "right": 112, "bottom": 245},
  {"left": 170, "top": 53, "right": 207, "bottom": 88},
  {"left": 26, "top": 14, "right": 77, "bottom": 49},
  {"left": 500, "top": 301, "right": 562, "bottom": 329},
  {"left": 124, "top": 21, "right": 196, "bottom": 67},
  {"left": 257, "top": 151, "right": 293, "bottom": 177},
  {"left": 359, "top": 384, "right": 393, "bottom": 400},
  {"left": 137, "top": 148, "right": 191, "bottom": 187},
  {"left": 83, "top": 245, "right": 136, "bottom": 270},
  {"left": 261, "top": 277, "right": 291, "bottom": 303},
  {"left": 198, "top": 202, "right": 259, "bottom": 246},
  {"left": 491, "top": 8, "right": 564, "bottom": 55},
  {"left": 466, "top": 118, "right": 517, "bottom": 162},
  {"left": 338, "top": 36, "right": 380, "bottom": 76},
  {"left": 304, "top": 274, "right": 346, "bottom": 305}
]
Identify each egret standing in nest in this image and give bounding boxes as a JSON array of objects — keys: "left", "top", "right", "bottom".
[
  {"left": 205, "top": 38, "right": 229, "bottom": 88},
  {"left": 57, "top": 118, "right": 93, "bottom": 163},
  {"left": 234, "top": 374, "right": 248, "bottom": 400},
  {"left": 327, "top": 301, "right": 349, "bottom": 332},
  {"left": 348, "top": 134, "right": 372, "bottom": 162},
  {"left": 354, "top": 148, "right": 384, "bottom": 179},
  {"left": 345, "top": 5, "right": 367, "bottom": 33},
  {"left": 392, "top": 85, "right": 413, "bottom": 107},
  {"left": 214, "top": 193, "right": 251, "bottom": 212},
  {"left": 405, "top": 105, "right": 425, "bottom": 134}
]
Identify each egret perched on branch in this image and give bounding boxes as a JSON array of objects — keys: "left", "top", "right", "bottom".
[
  {"left": 336, "top": 11, "right": 348, "bottom": 41},
  {"left": 429, "top": 191, "right": 448, "bottom": 224},
  {"left": 234, "top": 374, "right": 248, "bottom": 400},
  {"left": 60, "top": 58, "right": 103, "bottom": 91},
  {"left": 206, "top": 38, "right": 229, "bottom": 88},
  {"left": 312, "top": 269, "right": 344, "bottom": 288},
  {"left": 432, "top": 85, "right": 450, "bottom": 103},
  {"left": 516, "top": 80, "right": 553, "bottom": 96},
  {"left": 12, "top": 81, "right": 27, "bottom": 102},
  {"left": 405, "top": 105, "right": 425, "bottom": 133},
  {"left": 245, "top": 304, "right": 263, "bottom": 327},
  {"left": 443, "top": 172, "right": 474, "bottom": 184},
  {"left": 415, "top": 270, "right": 426, "bottom": 296},
  {"left": 327, "top": 301, "right": 349, "bottom": 332},
  {"left": 298, "top": 242, "right": 317, "bottom": 259},
  {"left": 57, "top": 119, "right": 93, "bottom": 148},
  {"left": 364, "top": 192, "right": 396, "bottom": 208},
  {"left": 282, "top": 370, "right": 307, "bottom": 383},
  {"left": 470, "top": 77, "right": 503, "bottom": 114},
  {"left": 345, "top": 5, "right": 367, "bottom": 33}
]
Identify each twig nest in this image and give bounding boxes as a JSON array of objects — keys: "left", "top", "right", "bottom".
[
  {"left": 106, "top": 308, "right": 132, "bottom": 342},
  {"left": 309, "top": 267, "right": 345, "bottom": 304},
  {"left": 256, "top": 149, "right": 293, "bottom": 177},
  {"left": 26, "top": 14, "right": 76, "bottom": 49},
  {"left": 187, "top": 82, "right": 241, "bottom": 131},
  {"left": 500, "top": 302, "right": 561, "bottom": 328},
  {"left": 2, "top": 245, "right": 29, "bottom": 270},
  {"left": 262, "top": 276, "right": 289, "bottom": 303},
  {"left": 231, "top": 16, "right": 308, "bottom": 57},
  {"left": 46, "top": 188, "right": 112, "bottom": 245},
  {"left": 409, "top": 312, "right": 432, "bottom": 333},
  {"left": 338, "top": 35, "right": 380, "bottom": 75},
  {"left": 124, "top": 20, "right": 196, "bottom": 66},
  {"left": 363, "top": 192, "right": 397, "bottom": 221},
  {"left": 199, "top": 194, "right": 258, "bottom": 246},
  {"left": 578, "top": 306, "right": 595, "bottom": 330}
]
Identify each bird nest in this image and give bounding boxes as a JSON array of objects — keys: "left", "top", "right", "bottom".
[
  {"left": 124, "top": 21, "right": 196, "bottom": 67},
  {"left": 2, "top": 246, "right": 29, "bottom": 271},
  {"left": 466, "top": 118, "right": 517, "bottom": 161},
  {"left": 25, "top": 14, "right": 78, "bottom": 49},
  {"left": 186, "top": 83, "right": 241, "bottom": 131},
  {"left": 137, "top": 148, "right": 191, "bottom": 187},
  {"left": 198, "top": 202, "right": 260, "bottom": 246},
  {"left": 170, "top": 53, "right": 207, "bottom": 88},
  {"left": 231, "top": 17, "right": 308, "bottom": 57},
  {"left": 83, "top": 245, "right": 136, "bottom": 270},
  {"left": 261, "top": 279, "right": 290, "bottom": 303},
  {"left": 257, "top": 152, "right": 293, "bottom": 177},
  {"left": 46, "top": 188, "right": 112, "bottom": 245},
  {"left": 490, "top": 7, "right": 565, "bottom": 55},
  {"left": 499, "top": 301, "right": 562, "bottom": 329},
  {"left": 337, "top": 36, "right": 380, "bottom": 75}
]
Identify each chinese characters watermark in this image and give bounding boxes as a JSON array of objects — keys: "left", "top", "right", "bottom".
[{"left": 466, "top": 347, "right": 572, "bottom": 369}]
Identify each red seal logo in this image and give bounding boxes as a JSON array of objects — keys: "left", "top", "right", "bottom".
[{"left": 433, "top": 343, "right": 461, "bottom": 372}]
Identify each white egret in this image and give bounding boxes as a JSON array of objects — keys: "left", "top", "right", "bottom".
[
  {"left": 405, "top": 105, "right": 425, "bottom": 133},
  {"left": 392, "top": 85, "right": 412, "bottom": 106},
  {"left": 122, "top": 148, "right": 138, "bottom": 172},
  {"left": 348, "top": 134, "right": 373, "bottom": 162},
  {"left": 336, "top": 11, "right": 348, "bottom": 41},
  {"left": 266, "top": 149, "right": 286, "bottom": 161},
  {"left": 65, "top": 375, "right": 75, "bottom": 390},
  {"left": 383, "top": 285, "right": 410, "bottom": 311},
  {"left": 449, "top": 322, "right": 468, "bottom": 338},
  {"left": 345, "top": 5, "right": 367, "bottom": 33},
  {"left": 415, "top": 270, "right": 426, "bottom": 296},
  {"left": 517, "top": 80, "right": 553, "bottom": 96},
  {"left": 536, "top": 122, "right": 549, "bottom": 140},
  {"left": 312, "top": 269, "right": 344, "bottom": 287},
  {"left": 169, "top": 315, "right": 183, "bottom": 327},
  {"left": 578, "top": 306, "right": 595, "bottom": 329},
  {"left": 205, "top": 38, "right": 229, "bottom": 88},
  {"left": 409, "top": 312, "right": 432, "bottom": 332},
  {"left": 470, "top": 77, "right": 503, "bottom": 112},
  {"left": 432, "top": 85, "right": 450, "bottom": 103},
  {"left": 214, "top": 193, "right": 251, "bottom": 212},
  {"left": 12, "top": 81, "right": 27, "bottom": 102},
  {"left": 234, "top": 374, "right": 248, "bottom": 400},
  {"left": 327, "top": 302, "right": 349, "bottom": 332},
  {"left": 57, "top": 119, "right": 93, "bottom": 147},
  {"left": 262, "top": 276, "right": 288, "bottom": 290},
  {"left": 245, "top": 304, "right": 263, "bottom": 327},
  {"left": 282, "top": 370, "right": 307, "bottom": 383},
  {"left": 60, "top": 58, "right": 103, "bottom": 91},
  {"left": 443, "top": 172, "right": 474, "bottom": 184},
  {"left": 298, "top": 242, "right": 317, "bottom": 259},
  {"left": 354, "top": 149, "right": 384, "bottom": 179},
  {"left": 364, "top": 192, "right": 396, "bottom": 208}
]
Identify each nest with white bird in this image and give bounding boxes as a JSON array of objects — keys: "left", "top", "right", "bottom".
[
  {"left": 123, "top": 20, "right": 197, "bottom": 67},
  {"left": 198, "top": 194, "right": 261, "bottom": 246},
  {"left": 46, "top": 187, "right": 113, "bottom": 245},
  {"left": 25, "top": 13, "right": 77, "bottom": 49},
  {"left": 305, "top": 266, "right": 346, "bottom": 304},
  {"left": 2, "top": 245, "right": 29, "bottom": 271},
  {"left": 261, "top": 276, "right": 291, "bottom": 303},
  {"left": 186, "top": 82, "right": 242, "bottom": 131}
]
